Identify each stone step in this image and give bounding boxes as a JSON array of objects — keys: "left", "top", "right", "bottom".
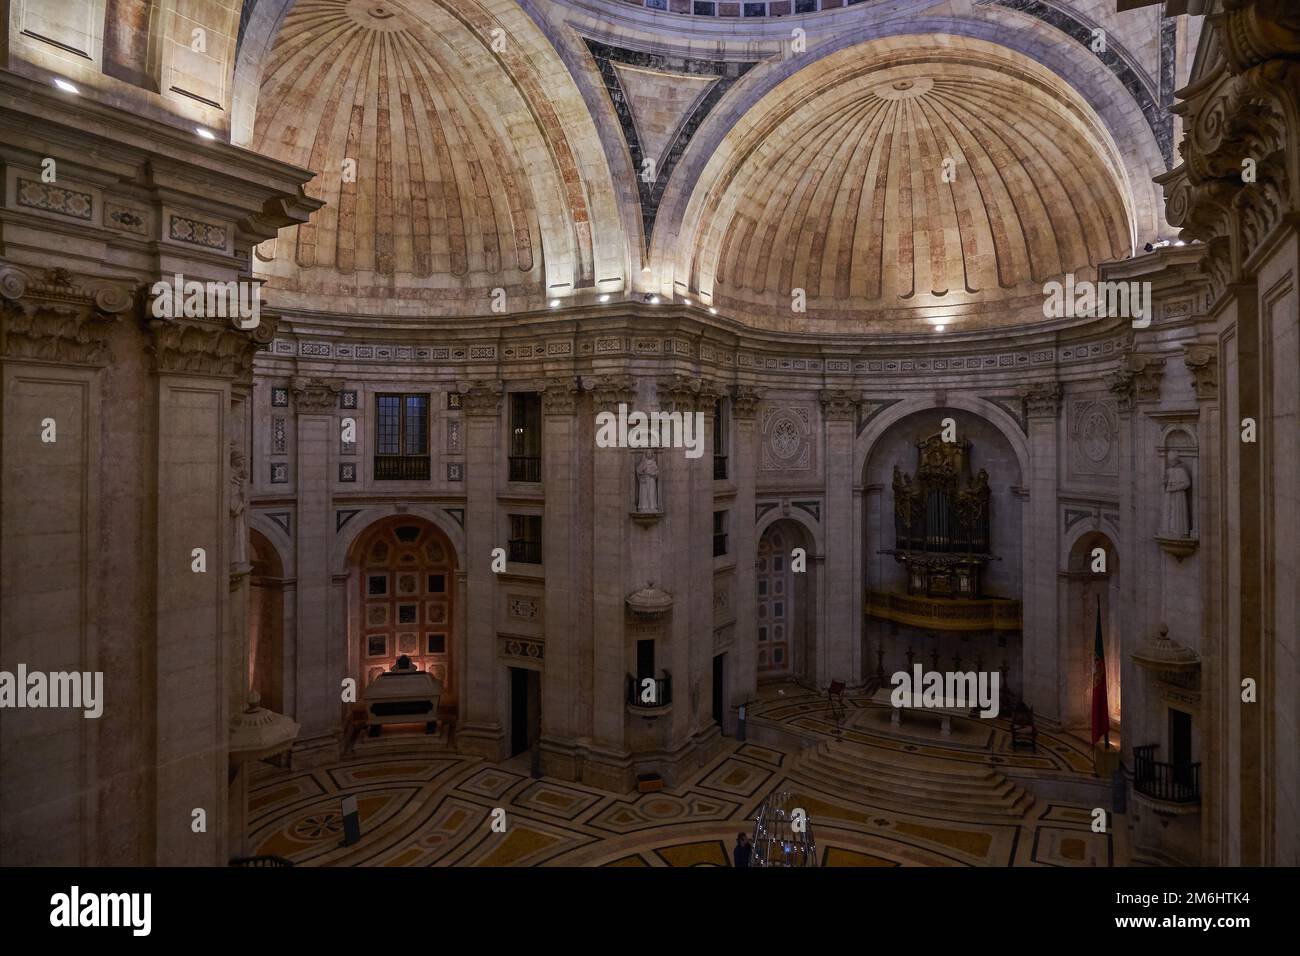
[{"left": 790, "top": 762, "right": 1032, "bottom": 819}]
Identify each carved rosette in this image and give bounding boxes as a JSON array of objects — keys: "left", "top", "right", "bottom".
[
  {"left": 541, "top": 377, "right": 581, "bottom": 416},
  {"left": 0, "top": 263, "right": 133, "bottom": 366},
  {"left": 732, "top": 385, "right": 764, "bottom": 419},
  {"left": 1184, "top": 345, "right": 1219, "bottom": 401},
  {"left": 818, "top": 388, "right": 860, "bottom": 422},
  {"left": 290, "top": 375, "right": 343, "bottom": 413},
  {"left": 1017, "top": 381, "right": 1063, "bottom": 419},
  {"left": 458, "top": 380, "right": 504, "bottom": 416},
  {"left": 585, "top": 374, "right": 636, "bottom": 412}
]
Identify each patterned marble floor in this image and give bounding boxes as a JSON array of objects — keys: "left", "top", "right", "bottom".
[{"left": 246, "top": 686, "right": 1126, "bottom": 867}]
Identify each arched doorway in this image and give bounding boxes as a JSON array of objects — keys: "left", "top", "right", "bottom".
[
  {"left": 756, "top": 521, "right": 814, "bottom": 683},
  {"left": 1065, "top": 531, "right": 1121, "bottom": 733},
  {"left": 351, "top": 517, "right": 458, "bottom": 703},
  {"left": 249, "top": 530, "right": 285, "bottom": 713}
]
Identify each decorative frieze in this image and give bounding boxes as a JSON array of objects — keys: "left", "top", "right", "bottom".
[{"left": 499, "top": 637, "right": 544, "bottom": 662}]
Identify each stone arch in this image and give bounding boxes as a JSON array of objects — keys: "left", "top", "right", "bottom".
[
  {"left": 754, "top": 506, "right": 825, "bottom": 558},
  {"left": 346, "top": 515, "right": 461, "bottom": 712},
  {"left": 333, "top": 505, "right": 465, "bottom": 576},
  {"left": 248, "top": 511, "right": 294, "bottom": 577},
  {"left": 1061, "top": 530, "right": 1122, "bottom": 733},
  {"left": 755, "top": 518, "right": 818, "bottom": 686},
  {"left": 248, "top": 529, "right": 287, "bottom": 713}
]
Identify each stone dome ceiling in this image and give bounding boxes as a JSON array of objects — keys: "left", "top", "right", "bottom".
[
  {"left": 248, "top": 0, "right": 623, "bottom": 314},
  {"left": 670, "top": 38, "right": 1137, "bottom": 332}
]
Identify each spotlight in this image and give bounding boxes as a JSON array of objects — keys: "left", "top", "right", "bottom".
[
  {"left": 683, "top": 298, "right": 693, "bottom": 307},
  {"left": 642, "top": 265, "right": 652, "bottom": 275},
  {"left": 650, "top": 295, "right": 660, "bottom": 304},
  {"left": 709, "top": 307, "right": 717, "bottom": 315},
  {"left": 598, "top": 294, "right": 610, "bottom": 303},
  {"left": 935, "top": 324, "right": 946, "bottom": 333},
  {"left": 53, "top": 78, "right": 79, "bottom": 95},
  {"left": 196, "top": 127, "right": 216, "bottom": 141},
  {"left": 549, "top": 299, "right": 560, "bottom": 308}
]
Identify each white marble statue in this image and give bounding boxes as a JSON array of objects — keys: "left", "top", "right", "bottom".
[
  {"left": 230, "top": 444, "right": 250, "bottom": 567},
  {"left": 635, "top": 449, "right": 659, "bottom": 513},
  {"left": 1163, "top": 453, "right": 1192, "bottom": 537}
]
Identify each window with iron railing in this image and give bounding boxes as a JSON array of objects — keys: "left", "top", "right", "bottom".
[
  {"left": 509, "top": 392, "right": 542, "bottom": 482},
  {"left": 713, "top": 510, "right": 729, "bottom": 557},
  {"left": 1133, "top": 744, "right": 1201, "bottom": 803},
  {"left": 375, "top": 393, "right": 430, "bottom": 480},
  {"left": 626, "top": 672, "right": 672, "bottom": 708},
  {"left": 508, "top": 514, "right": 542, "bottom": 565},
  {"left": 713, "top": 397, "right": 728, "bottom": 480}
]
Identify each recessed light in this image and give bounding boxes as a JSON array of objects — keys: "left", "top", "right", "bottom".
[
  {"left": 549, "top": 299, "right": 560, "bottom": 308},
  {"left": 53, "top": 78, "right": 79, "bottom": 95},
  {"left": 683, "top": 298, "right": 693, "bottom": 307},
  {"left": 935, "top": 324, "right": 946, "bottom": 333},
  {"left": 196, "top": 127, "right": 215, "bottom": 140},
  {"left": 649, "top": 295, "right": 660, "bottom": 304},
  {"left": 642, "top": 265, "right": 652, "bottom": 275},
  {"left": 709, "top": 307, "right": 717, "bottom": 315},
  {"left": 598, "top": 294, "right": 610, "bottom": 303}
]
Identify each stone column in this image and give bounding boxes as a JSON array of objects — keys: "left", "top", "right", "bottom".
[
  {"left": 539, "top": 377, "right": 582, "bottom": 779},
  {"left": 289, "top": 375, "right": 342, "bottom": 766},
  {"left": 819, "top": 389, "right": 861, "bottom": 689},
  {"left": 458, "top": 381, "right": 506, "bottom": 760},
  {"left": 586, "top": 374, "right": 634, "bottom": 790},
  {"left": 1018, "top": 381, "right": 1062, "bottom": 724},
  {"left": 730, "top": 386, "right": 763, "bottom": 709}
]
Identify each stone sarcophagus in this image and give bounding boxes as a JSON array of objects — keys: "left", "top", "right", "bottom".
[{"left": 363, "top": 661, "right": 442, "bottom": 735}]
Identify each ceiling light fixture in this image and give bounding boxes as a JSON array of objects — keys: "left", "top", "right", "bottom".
[{"left": 53, "top": 78, "right": 79, "bottom": 95}]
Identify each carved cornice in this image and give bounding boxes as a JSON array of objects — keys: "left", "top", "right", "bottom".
[
  {"left": 818, "top": 388, "right": 860, "bottom": 422},
  {"left": 1184, "top": 344, "right": 1219, "bottom": 400},
  {"left": 458, "top": 380, "right": 504, "bottom": 416},
  {"left": 541, "top": 377, "right": 581, "bottom": 415},
  {"left": 731, "top": 385, "right": 764, "bottom": 419},
  {"left": 1017, "top": 381, "right": 1063, "bottom": 418},
  {"left": 290, "top": 375, "right": 343, "bottom": 413},
  {"left": 0, "top": 265, "right": 134, "bottom": 366},
  {"left": 585, "top": 373, "right": 636, "bottom": 411}
]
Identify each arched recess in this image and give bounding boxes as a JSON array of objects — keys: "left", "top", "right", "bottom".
[
  {"left": 860, "top": 404, "right": 1025, "bottom": 691},
  {"left": 249, "top": 529, "right": 287, "bottom": 713},
  {"left": 346, "top": 515, "right": 460, "bottom": 712},
  {"left": 755, "top": 519, "right": 818, "bottom": 686},
  {"left": 1061, "top": 530, "right": 1121, "bottom": 734}
]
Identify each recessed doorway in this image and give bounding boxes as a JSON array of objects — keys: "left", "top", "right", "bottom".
[{"left": 510, "top": 667, "right": 541, "bottom": 757}]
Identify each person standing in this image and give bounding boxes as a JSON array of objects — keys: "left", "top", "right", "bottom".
[{"left": 733, "top": 832, "right": 752, "bottom": 868}]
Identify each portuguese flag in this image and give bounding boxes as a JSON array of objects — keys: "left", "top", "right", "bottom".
[{"left": 1091, "top": 595, "right": 1110, "bottom": 748}]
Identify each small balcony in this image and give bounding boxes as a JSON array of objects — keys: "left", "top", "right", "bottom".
[
  {"left": 374, "top": 455, "right": 430, "bottom": 481},
  {"left": 626, "top": 673, "right": 672, "bottom": 710},
  {"left": 507, "top": 538, "right": 541, "bottom": 565},
  {"left": 713, "top": 454, "right": 728, "bottom": 480},
  {"left": 1133, "top": 744, "right": 1200, "bottom": 806},
  {"left": 509, "top": 455, "right": 541, "bottom": 482}
]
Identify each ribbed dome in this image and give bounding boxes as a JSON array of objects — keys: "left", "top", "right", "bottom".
[
  {"left": 249, "top": 0, "right": 621, "bottom": 313},
  {"left": 675, "top": 38, "right": 1136, "bottom": 332}
]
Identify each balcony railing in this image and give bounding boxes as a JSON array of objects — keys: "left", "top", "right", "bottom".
[
  {"left": 1133, "top": 744, "right": 1200, "bottom": 804},
  {"left": 508, "top": 538, "right": 542, "bottom": 565},
  {"left": 509, "top": 455, "right": 541, "bottom": 482},
  {"left": 713, "top": 454, "right": 728, "bottom": 480},
  {"left": 626, "top": 673, "right": 672, "bottom": 708},
  {"left": 713, "top": 533, "right": 728, "bottom": 557},
  {"left": 374, "top": 455, "right": 430, "bottom": 480}
]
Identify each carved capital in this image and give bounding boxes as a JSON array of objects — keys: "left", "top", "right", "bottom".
[
  {"left": 541, "top": 377, "right": 581, "bottom": 416},
  {"left": 1018, "top": 381, "right": 1063, "bottom": 419},
  {"left": 1184, "top": 344, "right": 1219, "bottom": 401},
  {"left": 0, "top": 264, "right": 132, "bottom": 366},
  {"left": 458, "top": 380, "right": 504, "bottom": 416},
  {"left": 657, "top": 374, "right": 703, "bottom": 412},
  {"left": 818, "top": 388, "right": 860, "bottom": 422},
  {"left": 732, "top": 385, "right": 764, "bottom": 419},
  {"left": 290, "top": 375, "right": 343, "bottom": 413},
  {"left": 584, "top": 374, "right": 635, "bottom": 412}
]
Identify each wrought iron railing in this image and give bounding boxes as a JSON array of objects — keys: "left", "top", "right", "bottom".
[
  {"left": 374, "top": 455, "right": 430, "bottom": 480},
  {"left": 714, "top": 454, "right": 728, "bottom": 480},
  {"left": 508, "top": 538, "right": 542, "bottom": 565},
  {"left": 509, "top": 455, "right": 541, "bottom": 482},
  {"left": 627, "top": 673, "right": 672, "bottom": 708},
  {"left": 1133, "top": 744, "right": 1200, "bottom": 803}
]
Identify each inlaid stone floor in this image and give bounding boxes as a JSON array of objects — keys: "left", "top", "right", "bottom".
[{"left": 246, "top": 686, "right": 1126, "bottom": 867}]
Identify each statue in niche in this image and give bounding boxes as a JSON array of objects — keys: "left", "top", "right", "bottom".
[
  {"left": 636, "top": 449, "right": 660, "bottom": 513},
  {"left": 1163, "top": 453, "right": 1193, "bottom": 537},
  {"left": 230, "top": 443, "right": 250, "bottom": 568}
]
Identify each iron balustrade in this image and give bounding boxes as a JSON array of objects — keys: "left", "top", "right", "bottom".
[
  {"left": 374, "top": 455, "right": 430, "bottom": 480},
  {"left": 1133, "top": 744, "right": 1200, "bottom": 803},
  {"left": 627, "top": 673, "right": 672, "bottom": 708},
  {"left": 508, "top": 538, "right": 542, "bottom": 565},
  {"left": 509, "top": 455, "right": 541, "bottom": 482},
  {"left": 714, "top": 454, "right": 728, "bottom": 480}
]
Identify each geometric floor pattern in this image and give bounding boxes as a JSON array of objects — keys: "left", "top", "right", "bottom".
[{"left": 246, "top": 684, "right": 1127, "bottom": 866}]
